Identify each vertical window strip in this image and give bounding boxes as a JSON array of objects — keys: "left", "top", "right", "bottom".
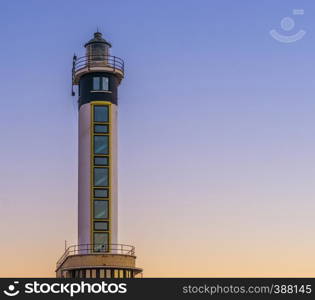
[{"left": 91, "top": 103, "right": 111, "bottom": 252}]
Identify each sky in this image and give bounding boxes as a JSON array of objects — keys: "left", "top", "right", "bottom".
[{"left": 0, "top": 0, "right": 315, "bottom": 277}]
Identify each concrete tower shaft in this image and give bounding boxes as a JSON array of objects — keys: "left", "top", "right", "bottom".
[{"left": 73, "top": 32, "right": 123, "bottom": 250}]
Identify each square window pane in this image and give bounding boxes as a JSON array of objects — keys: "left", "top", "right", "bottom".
[
  {"left": 94, "top": 200, "right": 108, "bottom": 219},
  {"left": 93, "top": 77, "right": 100, "bottom": 90},
  {"left": 94, "top": 106, "right": 109, "bottom": 122},
  {"left": 94, "top": 188, "right": 109, "bottom": 198},
  {"left": 102, "top": 77, "right": 109, "bottom": 91},
  {"left": 94, "top": 124, "right": 109, "bottom": 133},
  {"left": 94, "top": 167, "right": 109, "bottom": 186},
  {"left": 94, "top": 221, "right": 109, "bottom": 231},
  {"left": 94, "top": 188, "right": 108, "bottom": 198},
  {"left": 94, "top": 157, "right": 109, "bottom": 166},
  {"left": 94, "top": 232, "right": 109, "bottom": 252},
  {"left": 94, "top": 135, "right": 109, "bottom": 154}
]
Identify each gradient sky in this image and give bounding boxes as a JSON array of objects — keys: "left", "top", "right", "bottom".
[{"left": 0, "top": 0, "right": 315, "bottom": 277}]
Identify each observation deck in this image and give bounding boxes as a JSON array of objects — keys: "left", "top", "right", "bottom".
[
  {"left": 72, "top": 54, "right": 124, "bottom": 85},
  {"left": 55, "top": 244, "right": 142, "bottom": 278}
]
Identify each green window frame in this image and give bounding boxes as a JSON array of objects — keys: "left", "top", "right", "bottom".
[
  {"left": 94, "top": 200, "right": 109, "bottom": 219},
  {"left": 94, "top": 167, "right": 109, "bottom": 187},
  {"left": 94, "top": 105, "right": 109, "bottom": 122},
  {"left": 94, "top": 156, "right": 109, "bottom": 166},
  {"left": 93, "top": 232, "right": 109, "bottom": 252},
  {"left": 94, "top": 188, "right": 109, "bottom": 198},
  {"left": 94, "top": 135, "right": 109, "bottom": 155},
  {"left": 94, "top": 124, "right": 109, "bottom": 133},
  {"left": 94, "top": 221, "right": 109, "bottom": 231}
]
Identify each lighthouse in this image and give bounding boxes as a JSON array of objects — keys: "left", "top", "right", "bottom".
[{"left": 55, "top": 32, "right": 142, "bottom": 278}]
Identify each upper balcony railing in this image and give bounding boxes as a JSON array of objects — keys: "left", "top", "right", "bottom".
[
  {"left": 72, "top": 54, "right": 124, "bottom": 83},
  {"left": 56, "top": 243, "right": 135, "bottom": 270}
]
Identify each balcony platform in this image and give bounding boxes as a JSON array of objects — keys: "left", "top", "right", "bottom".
[
  {"left": 56, "top": 244, "right": 142, "bottom": 278},
  {"left": 72, "top": 55, "right": 124, "bottom": 84}
]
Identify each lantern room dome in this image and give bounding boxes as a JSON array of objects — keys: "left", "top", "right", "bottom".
[{"left": 84, "top": 32, "right": 112, "bottom": 48}]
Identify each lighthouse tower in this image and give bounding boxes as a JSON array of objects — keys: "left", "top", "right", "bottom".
[{"left": 55, "top": 32, "right": 142, "bottom": 278}]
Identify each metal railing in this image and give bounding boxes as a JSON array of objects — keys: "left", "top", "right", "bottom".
[
  {"left": 56, "top": 243, "right": 135, "bottom": 270},
  {"left": 73, "top": 54, "right": 124, "bottom": 79}
]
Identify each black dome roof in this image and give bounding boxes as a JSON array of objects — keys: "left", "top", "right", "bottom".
[{"left": 84, "top": 32, "right": 112, "bottom": 48}]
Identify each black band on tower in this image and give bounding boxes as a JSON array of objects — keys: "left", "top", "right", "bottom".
[{"left": 78, "top": 72, "right": 119, "bottom": 107}]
